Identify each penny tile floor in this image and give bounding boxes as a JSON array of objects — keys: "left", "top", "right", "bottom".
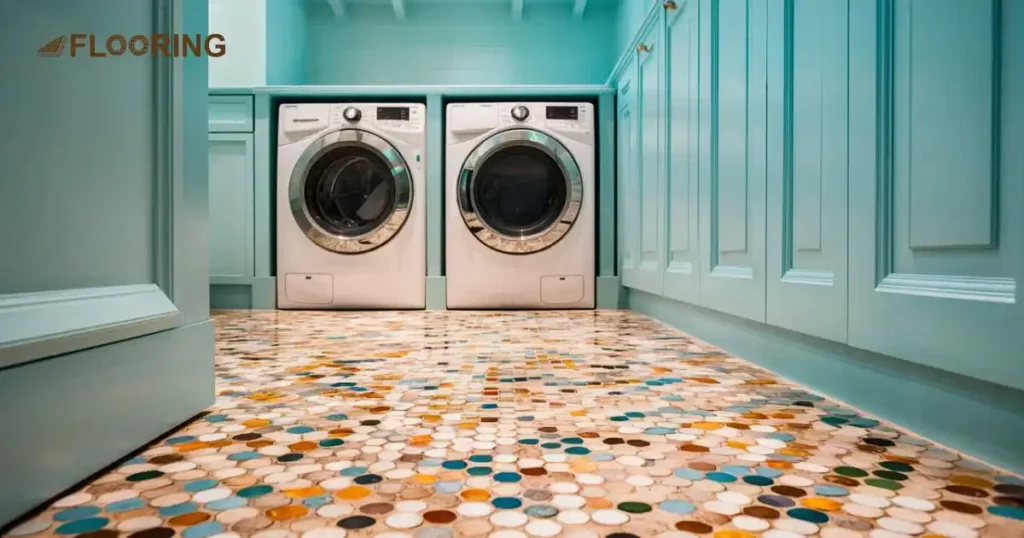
[{"left": 7, "top": 310, "right": 1024, "bottom": 538}]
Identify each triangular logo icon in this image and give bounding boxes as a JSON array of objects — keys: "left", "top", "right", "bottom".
[{"left": 38, "top": 35, "right": 66, "bottom": 57}]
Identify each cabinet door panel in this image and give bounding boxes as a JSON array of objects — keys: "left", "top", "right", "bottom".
[
  {"left": 632, "top": 23, "right": 665, "bottom": 295},
  {"left": 618, "top": 66, "right": 641, "bottom": 286},
  {"left": 766, "top": 0, "right": 850, "bottom": 342},
  {"left": 208, "top": 133, "right": 254, "bottom": 278},
  {"left": 698, "top": 0, "right": 768, "bottom": 322},
  {"left": 662, "top": 0, "right": 701, "bottom": 304},
  {"left": 848, "top": 0, "right": 1024, "bottom": 390}
]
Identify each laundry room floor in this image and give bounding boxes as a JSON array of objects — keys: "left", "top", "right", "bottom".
[{"left": 7, "top": 310, "right": 1024, "bottom": 538}]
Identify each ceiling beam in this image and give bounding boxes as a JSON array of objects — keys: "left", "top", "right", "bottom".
[
  {"left": 512, "top": 0, "right": 523, "bottom": 22},
  {"left": 326, "top": 0, "right": 345, "bottom": 18},
  {"left": 572, "top": 0, "right": 587, "bottom": 18},
  {"left": 392, "top": 0, "right": 406, "bottom": 20}
]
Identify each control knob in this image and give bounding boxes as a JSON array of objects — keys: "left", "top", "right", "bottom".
[
  {"left": 343, "top": 107, "right": 361, "bottom": 122},
  {"left": 510, "top": 105, "right": 529, "bottom": 121}
]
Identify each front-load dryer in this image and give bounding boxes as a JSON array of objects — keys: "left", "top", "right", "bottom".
[
  {"left": 276, "top": 102, "right": 426, "bottom": 309},
  {"left": 445, "top": 102, "right": 595, "bottom": 309}
]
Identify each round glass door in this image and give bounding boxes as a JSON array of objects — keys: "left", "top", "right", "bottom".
[
  {"left": 457, "top": 129, "right": 583, "bottom": 254},
  {"left": 289, "top": 130, "right": 412, "bottom": 253}
]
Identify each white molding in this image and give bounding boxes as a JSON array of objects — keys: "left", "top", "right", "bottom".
[
  {"left": 0, "top": 285, "right": 182, "bottom": 370},
  {"left": 392, "top": 0, "right": 405, "bottom": 20}
]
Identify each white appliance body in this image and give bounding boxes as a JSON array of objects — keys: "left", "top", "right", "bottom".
[
  {"left": 276, "top": 102, "right": 426, "bottom": 309},
  {"left": 445, "top": 102, "right": 595, "bottom": 309}
]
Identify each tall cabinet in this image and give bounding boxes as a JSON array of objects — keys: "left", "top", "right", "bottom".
[
  {"left": 698, "top": 0, "right": 768, "bottom": 323},
  {"left": 847, "top": 0, "right": 1022, "bottom": 389},
  {"left": 614, "top": 0, "right": 1024, "bottom": 392},
  {"left": 661, "top": 2, "right": 701, "bottom": 305},
  {"left": 208, "top": 96, "right": 255, "bottom": 283},
  {"left": 766, "top": 0, "right": 851, "bottom": 343},
  {"left": 207, "top": 94, "right": 272, "bottom": 309}
]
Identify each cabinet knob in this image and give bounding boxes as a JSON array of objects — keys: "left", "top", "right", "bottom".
[
  {"left": 663, "top": 0, "right": 678, "bottom": 10},
  {"left": 637, "top": 44, "right": 651, "bottom": 53}
]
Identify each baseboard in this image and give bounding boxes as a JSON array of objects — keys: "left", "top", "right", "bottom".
[
  {"left": 210, "top": 276, "right": 276, "bottom": 310},
  {"left": 249, "top": 277, "right": 277, "bottom": 309},
  {"left": 0, "top": 284, "right": 182, "bottom": 370},
  {"left": 210, "top": 276, "right": 619, "bottom": 311},
  {"left": 426, "top": 276, "right": 446, "bottom": 310},
  {"left": 0, "top": 319, "right": 215, "bottom": 527},
  {"left": 629, "top": 290, "right": 1024, "bottom": 475},
  {"left": 596, "top": 276, "right": 626, "bottom": 308}
]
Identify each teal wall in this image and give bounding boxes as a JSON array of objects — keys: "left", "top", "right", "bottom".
[
  {"left": 612, "top": 0, "right": 1024, "bottom": 473},
  {"left": 265, "top": 0, "right": 308, "bottom": 85},
  {"left": 209, "top": 0, "right": 266, "bottom": 86},
  {"left": 209, "top": 0, "right": 308, "bottom": 87},
  {"left": 0, "top": 0, "right": 214, "bottom": 525},
  {"left": 305, "top": 2, "right": 618, "bottom": 85}
]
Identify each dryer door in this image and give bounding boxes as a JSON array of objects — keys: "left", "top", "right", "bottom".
[
  {"left": 290, "top": 129, "right": 413, "bottom": 254},
  {"left": 457, "top": 129, "right": 583, "bottom": 255}
]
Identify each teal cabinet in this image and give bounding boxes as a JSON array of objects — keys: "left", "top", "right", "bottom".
[
  {"left": 661, "top": 1, "right": 701, "bottom": 304},
  {"left": 208, "top": 133, "right": 255, "bottom": 279},
  {"left": 208, "top": 96, "right": 255, "bottom": 132},
  {"left": 633, "top": 22, "right": 666, "bottom": 295},
  {"left": 207, "top": 93, "right": 269, "bottom": 310},
  {"left": 847, "top": 0, "right": 1024, "bottom": 390},
  {"left": 765, "top": 0, "right": 850, "bottom": 342},
  {"left": 616, "top": 65, "right": 639, "bottom": 283},
  {"left": 697, "top": 0, "right": 768, "bottom": 323},
  {"left": 613, "top": 0, "right": 1023, "bottom": 391}
]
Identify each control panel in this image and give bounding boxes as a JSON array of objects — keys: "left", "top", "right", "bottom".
[
  {"left": 545, "top": 106, "right": 579, "bottom": 121},
  {"left": 498, "top": 102, "right": 592, "bottom": 132},
  {"left": 328, "top": 103, "right": 424, "bottom": 131},
  {"left": 377, "top": 106, "right": 410, "bottom": 121}
]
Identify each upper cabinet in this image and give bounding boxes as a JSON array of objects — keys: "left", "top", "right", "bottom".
[{"left": 847, "top": 0, "right": 1023, "bottom": 390}]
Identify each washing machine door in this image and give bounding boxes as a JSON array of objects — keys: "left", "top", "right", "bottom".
[
  {"left": 290, "top": 129, "right": 412, "bottom": 254},
  {"left": 457, "top": 129, "right": 583, "bottom": 254}
]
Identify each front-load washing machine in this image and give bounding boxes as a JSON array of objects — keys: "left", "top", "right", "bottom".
[
  {"left": 276, "top": 102, "right": 425, "bottom": 309},
  {"left": 445, "top": 102, "right": 595, "bottom": 309}
]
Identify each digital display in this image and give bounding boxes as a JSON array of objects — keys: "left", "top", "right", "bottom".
[
  {"left": 377, "top": 107, "right": 410, "bottom": 121},
  {"left": 546, "top": 106, "right": 579, "bottom": 120}
]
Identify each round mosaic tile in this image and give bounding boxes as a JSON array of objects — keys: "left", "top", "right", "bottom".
[{"left": 6, "top": 310, "right": 1022, "bottom": 538}]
